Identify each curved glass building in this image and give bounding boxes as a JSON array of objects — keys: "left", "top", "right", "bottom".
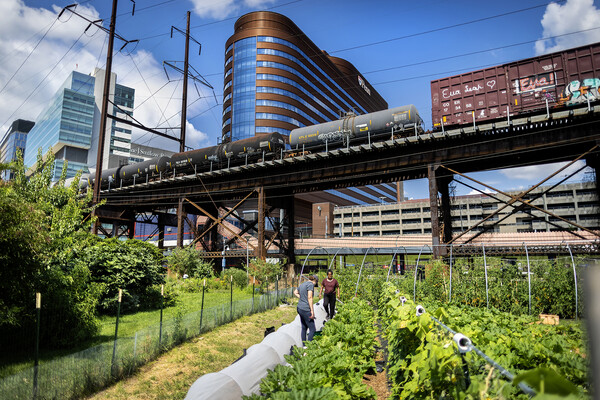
[{"left": 222, "top": 11, "right": 388, "bottom": 142}]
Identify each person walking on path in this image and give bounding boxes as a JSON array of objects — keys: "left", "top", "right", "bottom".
[
  {"left": 320, "top": 269, "right": 340, "bottom": 320},
  {"left": 294, "top": 275, "right": 317, "bottom": 343}
]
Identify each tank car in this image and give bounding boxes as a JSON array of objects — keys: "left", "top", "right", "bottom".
[
  {"left": 218, "top": 132, "right": 286, "bottom": 164},
  {"left": 289, "top": 105, "right": 422, "bottom": 150},
  {"left": 168, "top": 145, "right": 220, "bottom": 175},
  {"left": 119, "top": 156, "right": 170, "bottom": 185}
]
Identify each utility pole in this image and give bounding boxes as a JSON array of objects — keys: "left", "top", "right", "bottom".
[
  {"left": 166, "top": 11, "right": 215, "bottom": 248},
  {"left": 92, "top": 0, "right": 118, "bottom": 233}
]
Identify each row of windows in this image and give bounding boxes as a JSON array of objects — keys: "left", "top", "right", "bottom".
[
  {"left": 255, "top": 126, "right": 292, "bottom": 136},
  {"left": 256, "top": 99, "right": 319, "bottom": 125},
  {"left": 255, "top": 112, "right": 305, "bottom": 127},
  {"left": 258, "top": 59, "right": 348, "bottom": 118},
  {"left": 257, "top": 36, "right": 368, "bottom": 114},
  {"left": 257, "top": 52, "right": 357, "bottom": 117},
  {"left": 257, "top": 73, "right": 344, "bottom": 119},
  {"left": 257, "top": 86, "right": 331, "bottom": 121}
]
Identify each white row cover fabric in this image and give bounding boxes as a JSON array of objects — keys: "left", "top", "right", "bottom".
[{"left": 185, "top": 301, "right": 328, "bottom": 399}]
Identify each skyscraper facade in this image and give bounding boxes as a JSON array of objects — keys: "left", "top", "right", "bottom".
[
  {"left": 24, "top": 69, "right": 134, "bottom": 180},
  {"left": 222, "top": 11, "right": 388, "bottom": 142},
  {"left": 0, "top": 119, "right": 34, "bottom": 180}
]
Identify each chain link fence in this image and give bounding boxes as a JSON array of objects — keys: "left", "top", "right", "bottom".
[{"left": 1, "top": 288, "right": 292, "bottom": 400}]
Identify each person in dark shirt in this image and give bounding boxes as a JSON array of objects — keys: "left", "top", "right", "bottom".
[
  {"left": 294, "top": 275, "right": 317, "bottom": 343},
  {"left": 319, "top": 269, "right": 339, "bottom": 320}
]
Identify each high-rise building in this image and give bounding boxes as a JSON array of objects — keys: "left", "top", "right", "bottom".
[
  {"left": 222, "top": 11, "right": 399, "bottom": 213},
  {"left": 222, "top": 11, "right": 388, "bottom": 142},
  {"left": 24, "top": 69, "right": 134, "bottom": 180},
  {"left": 0, "top": 119, "right": 35, "bottom": 180}
]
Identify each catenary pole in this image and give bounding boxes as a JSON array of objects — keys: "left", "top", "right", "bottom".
[{"left": 92, "top": 0, "right": 118, "bottom": 232}]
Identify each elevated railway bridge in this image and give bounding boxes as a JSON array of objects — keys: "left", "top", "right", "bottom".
[{"left": 97, "top": 104, "right": 600, "bottom": 262}]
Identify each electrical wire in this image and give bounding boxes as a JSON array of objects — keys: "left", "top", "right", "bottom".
[
  {"left": 0, "top": 17, "right": 59, "bottom": 97},
  {"left": 0, "top": 30, "right": 87, "bottom": 132}
]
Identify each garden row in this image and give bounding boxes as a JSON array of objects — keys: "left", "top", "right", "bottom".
[
  {"left": 244, "top": 299, "right": 378, "bottom": 399},
  {"left": 379, "top": 285, "right": 589, "bottom": 399}
]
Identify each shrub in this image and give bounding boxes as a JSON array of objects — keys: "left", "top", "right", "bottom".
[
  {"left": 222, "top": 268, "right": 249, "bottom": 289},
  {"left": 165, "top": 246, "right": 214, "bottom": 278}
]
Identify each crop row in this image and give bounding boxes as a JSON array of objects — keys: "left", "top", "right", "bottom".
[
  {"left": 245, "top": 299, "right": 378, "bottom": 399},
  {"left": 378, "top": 284, "right": 589, "bottom": 399}
]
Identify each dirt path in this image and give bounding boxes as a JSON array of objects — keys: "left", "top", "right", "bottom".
[{"left": 87, "top": 304, "right": 298, "bottom": 400}]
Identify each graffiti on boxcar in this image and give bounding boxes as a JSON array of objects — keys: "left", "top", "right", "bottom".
[
  {"left": 515, "top": 72, "right": 556, "bottom": 94},
  {"left": 559, "top": 78, "right": 600, "bottom": 106}
]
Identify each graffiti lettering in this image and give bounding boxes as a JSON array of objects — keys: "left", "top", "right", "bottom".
[
  {"left": 516, "top": 72, "right": 556, "bottom": 94},
  {"left": 464, "top": 83, "right": 483, "bottom": 93},
  {"left": 559, "top": 77, "right": 600, "bottom": 106},
  {"left": 442, "top": 88, "right": 461, "bottom": 99},
  {"left": 318, "top": 129, "right": 352, "bottom": 143},
  {"left": 487, "top": 80, "right": 496, "bottom": 89}
]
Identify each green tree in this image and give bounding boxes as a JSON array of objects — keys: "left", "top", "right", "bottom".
[
  {"left": 0, "top": 150, "right": 101, "bottom": 347},
  {"left": 166, "top": 246, "right": 214, "bottom": 278}
]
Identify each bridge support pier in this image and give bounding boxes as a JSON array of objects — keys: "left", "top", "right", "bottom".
[
  {"left": 177, "top": 198, "right": 185, "bottom": 248},
  {"left": 258, "top": 186, "right": 266, "bottom": 260},
  {"left": 428, "top": 163, "right": 452, "bottom": 258}
]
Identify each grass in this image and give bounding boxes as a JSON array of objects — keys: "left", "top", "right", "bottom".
[
  {"left": 0, "top": 287, "right": 255, "bottom": 379},
  {"left": 86, "top": 302, "right": 299, "bottom": 399}
]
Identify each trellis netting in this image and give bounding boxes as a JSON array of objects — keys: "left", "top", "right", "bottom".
[
  {"left": 185, "top": 299, "right": 328, "bottom": 399},
  {"left": 0, "top": 289, "right": 292, "bottom": 400}
]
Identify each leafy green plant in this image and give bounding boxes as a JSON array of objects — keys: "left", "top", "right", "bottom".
[
  {"left": 222, "top": 268, "right": 248, "bottom": 289},
  {"left": 379, "top": 284, "right": 588, "bottom": 399},
  {"left": 249, "top": 258, "right": 282, "bottom": 285},
  {"left": 165, "top": 246, "right": 214, "bottom": 278},
  {"left": 248, "top": 299, "right": 377, "bottom": 399}
]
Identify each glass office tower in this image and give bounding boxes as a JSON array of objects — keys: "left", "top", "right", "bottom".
[
  {"left": 24, "top": 69, "right": 135, "bottom": 180},
  {"left": 0, "top": 119, "right": 34, "bottom": 180},
  {"left": 222, "top": 11, "right": 388, "bottom": 142}
]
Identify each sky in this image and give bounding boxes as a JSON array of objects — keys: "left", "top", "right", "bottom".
[{"left": 1, "top": 0, "right": 600, "bottom": 200}]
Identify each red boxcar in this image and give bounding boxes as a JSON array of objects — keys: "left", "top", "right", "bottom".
[{"left": 431, "top": 42, "right": 600, "bottom": 128}]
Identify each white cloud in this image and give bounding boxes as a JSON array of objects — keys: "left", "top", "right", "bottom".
[
  {"left": 189, "top": 0, "right": 276, "bottom": 19},
  {"left": 467, "top": 187, "right": 496, "bottom": 196},
  {"left": 0, "top": 0, "right": 104, "bottom": 133},
  {"left": 535, "top": 0, "right": 600, "bottom": 55},
  {"left": 499, "top": 161, "right": 590, "bottom": 183}
]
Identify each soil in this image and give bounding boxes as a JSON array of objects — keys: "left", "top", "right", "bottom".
[{"left": 363, "top": 368, "right": 391, "bottom": 399}]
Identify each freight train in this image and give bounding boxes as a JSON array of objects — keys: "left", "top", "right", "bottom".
[
  {"left": 85, "top": 105, "right": 424, "bottom": 191},
  {"left": 87, "top": 132, "right": 286, "bottom": 190}
]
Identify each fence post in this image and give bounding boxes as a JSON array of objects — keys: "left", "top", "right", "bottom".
[
  {"left": 200, "top": 279, "right": 205, "bottom": 332},
  {"left": 276, "top": 275, "right": 279, "bottom": 304},
  {"left": 252, "top": 277, "right": 255, "bottom": 313},
  {"left": 230, "top": 275, "right": 233, "bottom": 321},
  {"left": 524, "top": 243, "right": 531, "bottom": 315},
  {"left": 33, "top": 292, "right": 41, "bottom": 400},
  {"left": 111, "top": 289, "right": 122, "bottom": 378},
  {"left": 449, "top": 245, "right": 453, "bottom": 303},
  {"left": 159, "top": 285, "right": 164, "bottom": 348}
]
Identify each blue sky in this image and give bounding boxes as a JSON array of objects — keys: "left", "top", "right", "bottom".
[{"left": 2, "top": 0, "right": 600, "bottom": 200}]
